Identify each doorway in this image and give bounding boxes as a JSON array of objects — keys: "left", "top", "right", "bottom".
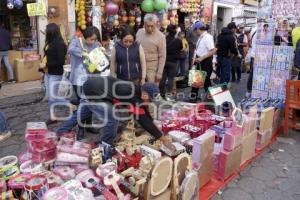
[{"left": 216, "top": 6, "right": 233, "bottom": 35}]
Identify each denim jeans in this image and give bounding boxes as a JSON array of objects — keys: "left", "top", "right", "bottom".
[
  {"left": 46, "top": 74, "right": 67, "bottom": 113},
  {"left": 57, "top": 100, "right": 118, "bottom": 145},
  {"left": 0, "top": 51, "right": 14, "bottom": 80},
  {"left": 247, "top": 57, "right": 254, "bottom": 92},
  {"left": 178, "top": 55, "right": 188, "bottom": 77},
  {"left": 0, "top": 112, "right": 10, "bottom": 133},
  {"left": 217, "top": 56, "right": 232, "bottom": 84}
]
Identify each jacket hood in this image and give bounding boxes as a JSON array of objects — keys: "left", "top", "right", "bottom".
[{"left": 221, "top": 27, "right": 233, "bottom": 35}]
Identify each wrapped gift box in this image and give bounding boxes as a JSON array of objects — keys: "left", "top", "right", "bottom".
[
  {"left": 241, "top": 130, "right": 257, "bottom": 164},
  {"left": 197, "top": 156, "right": 213, "bottom": 188},
  {"left": 215, "top": 146, "right": 242, "bottom": 181},
  {"left": 223, "top": 127, "right": 243, "bottom": 151},
  {"left": 192, "top": 130, "right": 215, "bottom": 169},
  {"left": 256, "top": 128, "right": 272, "bottom": 150}
]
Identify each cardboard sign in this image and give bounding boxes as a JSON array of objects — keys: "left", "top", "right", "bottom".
[{"left": 27, "top": 3, "right": 47, "bottom": 16}]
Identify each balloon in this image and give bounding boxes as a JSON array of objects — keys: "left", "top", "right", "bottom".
[
  {"left": 154, "top": 0, "right": 167, "bottom": 11},
  {"left": 7, "top": 0, "right": 14, "bottom": 9},
  {"left": 13, "top": 0, "right": 23, "bottom": 9},
  {"left": 106, "top": 2, "right": 119, "bottom": 15},
  {"left": 141, "top": 0, "right": 154, "bottom": 13}
]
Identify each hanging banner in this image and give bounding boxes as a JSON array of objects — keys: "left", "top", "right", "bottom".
[{"left": 27, "top": 2, "right": 47, "bottom": 16}]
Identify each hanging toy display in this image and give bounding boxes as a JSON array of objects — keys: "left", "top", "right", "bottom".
[
  {"left": 141, "top": 0, "right": 154, "bottom": 13},
  {"left": 7, "top": 0, "right": 14, "bottom": 10},
  {"left": 75, "top": 0, "right": 87, "bottom": 30},
  {"left": 179, "top": 0, "right": 202, "bottom": 13},
  {"left": 13, "top": 0, "right": 23, "bottom": 10}
]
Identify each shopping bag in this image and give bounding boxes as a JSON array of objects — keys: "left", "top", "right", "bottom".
[
  {"left": 58, "top": 65, "right": 72, "bottom": 98},
  {"left": 188, "top": 66, "right": 207, "bottom": 88}
]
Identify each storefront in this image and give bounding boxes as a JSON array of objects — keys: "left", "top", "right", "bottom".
[{"left": 0, "top": 0, "right": 41, "bottom": 82}]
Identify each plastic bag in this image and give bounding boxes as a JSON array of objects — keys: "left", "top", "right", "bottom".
[
  {"left": 58, "top": 65, "right": 72, "bottom": 98},
  {"left": 188, "top": 67, "right": 207, "bottom": 88}
]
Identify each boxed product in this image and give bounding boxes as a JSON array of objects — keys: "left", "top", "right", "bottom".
[
  {"left": 215, "top": 146, "right": 242, "bottom": 181},
  {"left": 15, "top": 59, "right": 41, "bottom": 82},
  {"left": 256, "top": 128, "right": 272, "bottom": 150},
  {"left": 197, "top": 156, "right": 213, "bottom": 188},
  {"left": 223, "top": 127, "right": 243, "bottom": 151},
  {"left": 25, "top": 122, "right": 48, "bottom": 142},
  {"left": 241, "top": 130, "right": 258, "bottom": 164},
  {"left": 259, "top": 107, "right": 275, "bottom": 133},
  {"left": 192, "top": 130, "right": 215, "bottom": 169},
  {"left": 272, "top": 108, "right": 283, "bottom": 133},
  {"left": 242, "top": 114, "right": 251, "bottom": 137}
]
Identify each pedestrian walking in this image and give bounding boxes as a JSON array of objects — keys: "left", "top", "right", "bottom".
[
  {"left": 41, "top": 23, "right": 67, "bottom": 125},
  {"left": 159, "top": 25, "right": 183, "bottom": 101},
  {"left": 136, "top": 14, "right": 166, "bottom": 85},
  {"left": 216, "top": 22, "right": 239, "bottom": 84},
  {"left": 178, "top": 31, "right": 189, "bottom": 78},
  {"left": 0, "top": 22, "right": 15, "bottom": 83},
  {"left": 190, "top": 21, "right": 216, "bottom": 102}
]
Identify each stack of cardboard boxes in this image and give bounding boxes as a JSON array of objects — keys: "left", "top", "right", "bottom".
[{"left": 0, "top": 50, "right": 40, "bottom": 82}]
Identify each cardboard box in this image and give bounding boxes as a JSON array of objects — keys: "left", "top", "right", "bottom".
[
  {"left": 15, "top": 59, "right": 41, "bottom": 82},
  {"left": 215, "top": 146, "right": 242, "bottom": 181},
  {"left": 272, "top": 108, "right": 283, "bottom": 133},
  {"left": 0, "top": 66, "right": 8, "bottom": 81},
  {"left": 198, "top": 156, "right": 213, "bottom": 188},
  {"left": 241, "top": 130, "right": 257, "bottom": 164},
  {"left": 192, "top": 130, "right": 215, "bottom": 169},
  {"left": 256, "top": 128, "right": 272, "bottom": 150},
  {"left": 248, "top": 107, "right": 258, "bottom": 134},
  {"left": 259, "top": 107, "right": 275, "bottom": 133}
]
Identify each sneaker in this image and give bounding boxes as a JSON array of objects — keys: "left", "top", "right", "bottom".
[
  {"left": 0, "top": 131, "right": 12, "bottom": 142},
  {"left": 7, "top": 79, "right": 16, "bottom": 83}
]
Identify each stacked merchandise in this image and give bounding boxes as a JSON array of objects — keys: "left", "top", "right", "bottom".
[
  {"left": 251, "top": 0, "right": 296, "bottom": 100},
  {"left": 0, "top": 100, "right": 280, "bottom": 199}
]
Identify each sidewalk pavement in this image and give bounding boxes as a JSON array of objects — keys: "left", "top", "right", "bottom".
[{"left": 0, "top": 80, "right": 42, "bottom": 99}]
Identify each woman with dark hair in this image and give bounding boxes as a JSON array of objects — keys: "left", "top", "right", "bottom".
[
  {"left": 67, "top": 26, "right": 101, "bottom": 135},
  {"left": 110, "top": 29, "right": 146, "bottom": 85},
  {"left": 159, "top": 25, "right": 183, "bottom": 101},
  {"left": 68, "top": 26, "right": 101, "bottom": 101},
  {"left": 41, "top": 23, "right": 67, "bottom": 125}
]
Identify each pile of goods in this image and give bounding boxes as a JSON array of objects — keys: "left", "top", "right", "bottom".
[
  {"left": 0, "top": 100, "right": 279, "bottom": 199},
  {"left": 178, "top": 0, "right": 202, "bottom": 13}
]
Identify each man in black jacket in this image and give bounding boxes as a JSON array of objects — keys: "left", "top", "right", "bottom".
[
  {"left": 0, "top": 23, "right": 15, "bottom": 82},
  {"left": 57, "top": 76, "right": 174, "bottom": 150},
  {"left": 216, "top": 22, "right": 239, "bottom": 84}
]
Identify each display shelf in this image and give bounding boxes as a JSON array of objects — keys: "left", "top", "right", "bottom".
[{"left": 199, "top": 123, "right": 283, "bottom": 200}]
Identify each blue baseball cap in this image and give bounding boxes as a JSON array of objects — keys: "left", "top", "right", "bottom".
[
  {"left": 193, "top": 21, "right": 206, "bottom": 30},
  {"left": 142, "top": 83, "right": 160, "bottom": 100}
]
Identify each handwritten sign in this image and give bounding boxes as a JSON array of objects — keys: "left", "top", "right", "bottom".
[{"left": 27, "top": 3, "right": 47, "bottom": 16}]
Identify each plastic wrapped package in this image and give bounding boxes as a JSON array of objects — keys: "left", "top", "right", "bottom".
[{"left": 25, "top": 122, "right": 48, "bottom": 142}]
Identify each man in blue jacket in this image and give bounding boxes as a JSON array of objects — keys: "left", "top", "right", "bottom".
[{"left": 0, "top": 22, "right": 15, "bottom": 83}]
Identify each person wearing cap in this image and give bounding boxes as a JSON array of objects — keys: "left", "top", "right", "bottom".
[
  {"left": 56, "top": 76, "right": 174, "bottom": 149},
  {"left": 216, "top": 22, "right": 239, "bottom": 84},
  {"left": 231, "top": 25, "right": 248, "bottom": 83},
  {"left": 190, "top": 21, "right": 216, "bottom": 102}
]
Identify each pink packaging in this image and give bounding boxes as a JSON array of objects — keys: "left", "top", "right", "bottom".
[
  {"left": 181, "top": 124, "right": 203, "bottom": 138},
  {"left": 25, "top": 122, "right": 48, "bottom": 142},
  {"left": 0, "top": 179, "right": 6, "bottom": 192},
  {"left": 223, "top": 127, "right": 243, "bottom": 151},
  {"left": 53, "top": 166, "right": 76, "bottom": 181}
]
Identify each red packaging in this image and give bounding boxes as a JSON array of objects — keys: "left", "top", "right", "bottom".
[{"left": 161, "top": 121, "right": 182, "bottom": 134}]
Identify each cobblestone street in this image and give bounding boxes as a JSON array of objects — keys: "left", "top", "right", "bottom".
[{"left": 0, "top": 74, "right": 299, "bottom": 200}]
